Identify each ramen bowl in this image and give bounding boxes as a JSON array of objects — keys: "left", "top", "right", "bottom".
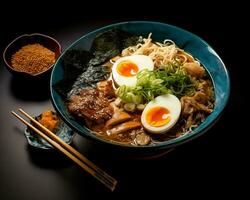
[{"left": 50, "top": 21, "right": 230, "bottom": 156}]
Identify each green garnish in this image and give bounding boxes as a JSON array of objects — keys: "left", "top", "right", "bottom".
[{"left": 117, "top": 61, "right": 196, "bottom": 103}]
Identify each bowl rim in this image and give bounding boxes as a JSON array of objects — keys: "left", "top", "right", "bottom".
[
  {"left": 3, "top": 33, "right": 62, "bottom": 76},
  {"left": 50, "top": 21, "right": 231, "bottom": 149}
]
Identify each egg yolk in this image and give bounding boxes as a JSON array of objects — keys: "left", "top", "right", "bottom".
[
  {"left": 146, "top": 106, "right": 171, "bottom": 127},
  {"left": 117, "top": 60, "right": 139, "bottom": 77}
]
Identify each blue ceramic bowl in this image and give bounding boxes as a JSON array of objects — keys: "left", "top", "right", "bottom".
[{"left": 50, "top": 21, "right": 230, "bottom": 153}]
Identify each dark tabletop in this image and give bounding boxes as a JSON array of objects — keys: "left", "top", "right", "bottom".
[{"left": 0, "top": 4, "right": 246, "bottom": 199}]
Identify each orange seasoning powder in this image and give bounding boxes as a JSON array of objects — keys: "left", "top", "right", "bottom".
[
  {"left": 38, "top": 111, "right": 59, "bottom": 132},
  {"left": 11, "top": 43, "right": 55, "bottom": 75}
]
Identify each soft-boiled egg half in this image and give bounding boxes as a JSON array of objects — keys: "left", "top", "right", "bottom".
[
  {"left": 141, "top": 94, "right": 181, "bottom": 134},
  {"left": 112, "top": 55, "right": 154, "bottom": 86}
]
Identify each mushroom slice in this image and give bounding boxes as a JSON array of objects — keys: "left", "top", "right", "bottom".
[{"left": 135, "top": 132, "right": 151, "bottom": 146}]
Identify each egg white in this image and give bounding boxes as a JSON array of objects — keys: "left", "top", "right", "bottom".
[
  {"left": 112, "top": 55, "right": 154, "bottom": 87},
  {"left": 141, "top": 94, "right": 181, "bottom": 134}
]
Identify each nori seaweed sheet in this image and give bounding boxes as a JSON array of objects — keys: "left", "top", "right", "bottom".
[{"left": 53, "top": 28, "right": 140, "bottom": 99}]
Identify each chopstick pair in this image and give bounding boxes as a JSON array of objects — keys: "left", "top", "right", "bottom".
[{"left": 11, "top": 109, "right": 117, "bottom": 191}]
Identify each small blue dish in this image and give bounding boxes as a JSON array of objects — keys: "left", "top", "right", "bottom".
[
  {"left": 24, "top": 113, "right": 75, "bottom": 150},
  {"left": 50, "top": 21, "right": 230, "bottom": 154}
]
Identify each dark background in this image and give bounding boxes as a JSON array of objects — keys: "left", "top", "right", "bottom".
[{"left": 0, "top": 2, "right": 247, "bottom": 199}]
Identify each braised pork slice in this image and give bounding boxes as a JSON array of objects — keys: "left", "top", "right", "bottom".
[
  {"left": 183, "top": 62, "right": 205, "bottom": 78},
  {"left": 68, "top": 89, "right": 114, "bottom": 124},
  {"left": 181, "top": 92, "right": 212, "bottom": 117},
  {"left": 97, "top": 80, "right": 115, "bottom": 99}
]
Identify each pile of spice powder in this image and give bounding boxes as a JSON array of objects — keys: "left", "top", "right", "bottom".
[{"left": 11, "top": 43, "right": 55, "bottom": 75}]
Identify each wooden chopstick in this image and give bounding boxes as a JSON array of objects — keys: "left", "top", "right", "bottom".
[
  {"left": 11, "top": 110, "right": 117, "bottom": 191},
  {"left": 18, "top": 109, "right": 116, "bottom": 186}
]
